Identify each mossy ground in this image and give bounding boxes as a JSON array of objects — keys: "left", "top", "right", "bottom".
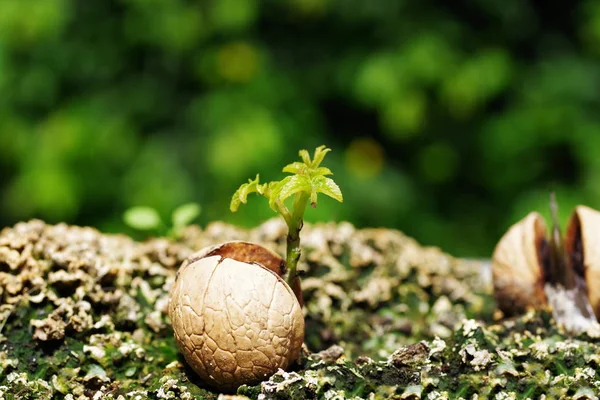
[{"left": 0, "top": 220, "right": 599, "bottom": 399}]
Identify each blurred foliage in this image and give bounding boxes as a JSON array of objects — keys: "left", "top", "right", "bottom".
[
  {"left": 1, "top": 0, "right": 600, "bottom": 257},
  {"left": 123, "top": 202, "right": 201, "bottom": 238}
]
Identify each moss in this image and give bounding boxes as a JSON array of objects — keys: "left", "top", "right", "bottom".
[{"left": 2, "top": 219, "right": 600, "bottom": 398}]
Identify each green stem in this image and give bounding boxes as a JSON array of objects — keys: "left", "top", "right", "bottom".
[
  {"left": 274, "top": 198, "right": 292, "bottom": 226},
  {"left": 549, "top": 192, "right": 574, "bottom": 289},
  {"left": 284, "top": 192, "right": 309, "bottom": 287}
]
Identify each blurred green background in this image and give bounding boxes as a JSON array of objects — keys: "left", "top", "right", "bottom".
[{"left": 2, "top": 0, "right": 600, "bottom": 257}]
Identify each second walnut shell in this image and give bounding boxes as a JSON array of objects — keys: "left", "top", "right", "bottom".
[
  {"left": 492, "top": 205, "right": 600, "bottom": 319},
  {"left": 492, "top": 212, "right": 548, "bottom": 316},
  {"left": 565, "top": 205, "right": 600, "bottom": 319}
]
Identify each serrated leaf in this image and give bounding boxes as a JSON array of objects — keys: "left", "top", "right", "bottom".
[
  {"left": 299, "top": 149, "right": 311, "bottom": 166},
  {"left": 313, "top": 176, "right": 343, "bottom": 203},
  {"left": 123, "top": 207, "right": 162, "bottom": 230},
  {"left": 268, "top": 176, "right": 292, "bottom": 211},
  {"left": 256, "top": 182, "right": 268, "bottom": 195},
  {"left": 278, "top": 175, "right": 312, "bottom": 203},
  {"left": 282, "top": 162, "right": 307, "bottom": 175},
  {"left": 266, "top": 181, "right": 282, "bottom": 211},
  {"left": 230, "top": 175, "right": 261, "bottom": 212},
  {"left": 263, "top": 181, "right": 277, "bottom": 196},
  {"left": 232, "top": 145, "right": 341, "bottom": 221},
  {"left": 313, "top": 167, "right": 333, "bottom": 176},
  {"left": 172, "top": 202, "right": 201, "bottom": 228},
  {"left": 230, "top": 193, "right": 242, "bottom": 212},
  {"left": 268, "top": 175, "right": 310, "bottom": 211},
  {"left": 268, "top": 186, "right": 281, "bottom": 212},
  {"left": 311, "top": 145, "right": 331, "bottom": 167}
]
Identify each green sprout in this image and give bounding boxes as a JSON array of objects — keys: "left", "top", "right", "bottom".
[
  {"left": 231, "top": 145, "right": 343, "bottom": 288},
  {"left": 123, "top": 202, "right": 201, "bottom": 239}
]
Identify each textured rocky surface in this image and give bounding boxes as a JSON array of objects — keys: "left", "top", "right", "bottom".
[{"left": 1, "top": 219, "right": 600, "bottom": 399}]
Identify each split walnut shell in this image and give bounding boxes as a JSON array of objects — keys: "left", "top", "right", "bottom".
[
  {"left": 492, "top": 205, "right": 600, "bottom": 318},
  {"left": 168, "top": 241, "right": 305, "bottom": 392}
]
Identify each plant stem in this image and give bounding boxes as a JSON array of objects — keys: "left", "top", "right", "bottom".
[
  {"left": 548, "top": 192, "right": 575, "bottom": 289},
  {"left": 274, "top": 198, "right": 292, "bottom": 226},
  {"left": 284, "top": 192, "right": 309, "bottom": 287}
]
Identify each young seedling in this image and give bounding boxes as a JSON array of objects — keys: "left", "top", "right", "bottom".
[
  {"left": 123, "top": 202, "right": 201, "bottom": 239},
  {"left": 230, "top": 145, "right": 343, "bottom": 288}
]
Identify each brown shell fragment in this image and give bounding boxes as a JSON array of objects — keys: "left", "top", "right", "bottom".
[
  {"left": 492, "top": 212, "right": 548, "bottom": 316},
  {"left": 168, "top": 243, "right": 305, "bottom": 392},
  {"left": 566, "top": 205, "right": 600, "bottom": 319}
]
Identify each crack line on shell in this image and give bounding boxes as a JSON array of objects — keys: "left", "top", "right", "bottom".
[
  {"left": 224, "top": 292, "right": 240, "bottom": 353},
  {"left": 199, "top": 256, "right": 224, "bottom": 348}
]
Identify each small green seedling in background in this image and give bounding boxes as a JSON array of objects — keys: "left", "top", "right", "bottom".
[
  {"left": 123, "top": 202, "right": 201, "bottom": 239},
  {"left": 231, "top": 145, "right": 343, "bottom": 288}
]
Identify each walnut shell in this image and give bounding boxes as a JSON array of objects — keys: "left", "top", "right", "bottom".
[
  {"left": 566, "top": 205, "right": 600, "bottom": 319},
  {"left": 493, "top": 205, "right": 600, "bottom": 320},
  {"left": 492, "top": 212, "right": 548, "bottom": 316},
  {"left": 186, "top": 241, "right": 303, "bottom": 306},
  {"left": 168, "top": 242, "right": 304, "bottom": 392}
]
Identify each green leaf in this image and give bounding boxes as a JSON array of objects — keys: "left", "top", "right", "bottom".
[
  {"left": 313, "top": 176, "right": 343, "bottom": 203},
  {"left": 282, "top": 162, "right": 307, "bottom": 175},
  {"left": 313, "top": 166, "right": 333, "bottom": 176},
  {"left": 265, "top": 181, "right": 281, "bottom": 211},
  {"left": 123, "top": 207, "right": 162, "bottom": 230},
  {"left": 268, "top": 175, "right": 310, "bottom": 211},
  {"left": 268, "top": 177, "right": 288, "bottom": 211},
  {"left": 311, "top": 145, "right": 331, "bottom": 167},
  {"left": 231, "top": 145, "right": 342, "bottom": 220},
  {"left": 230, "top": 175, "right": 263, "bottom": 212},
  {"left": 172, "top": 202, "right": 201, "bottom": 229},
  {"left": 299, "top": 149, "right": 311, "bottom": 166},
  {"left": 278, "top": 175, "right": 312, "bottom": 202},
  {"left": 283, "top": 163, "right": 332, "bottom": 177}
]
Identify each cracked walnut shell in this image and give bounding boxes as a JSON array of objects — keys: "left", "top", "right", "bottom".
[
  {"left": 168, "top": 242, "right": 305, "bottom": 392},
  {"left": 492, "top": 205, "right": 600, "bottom": 318},
  {"left": 492, "top": 212, "right": 549, "bottom": 316}
]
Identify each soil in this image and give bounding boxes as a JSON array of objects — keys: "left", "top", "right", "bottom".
[{"left": 0, "top": 219, "right": 599, "bottom": 399}]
